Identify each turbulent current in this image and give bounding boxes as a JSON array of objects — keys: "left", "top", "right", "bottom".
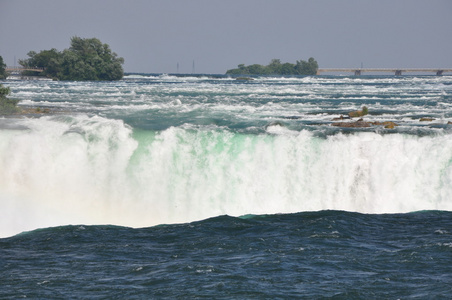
[
  {"left": 1, "top": 74, "right": 452, "bottom": 298},
  {"left": 1, "top": 75, "right": 452, "bottom": 237}
]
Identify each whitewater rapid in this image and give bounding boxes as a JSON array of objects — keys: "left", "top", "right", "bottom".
[{"left": 1, "top": 114, "right": 452, "bottom": 237}]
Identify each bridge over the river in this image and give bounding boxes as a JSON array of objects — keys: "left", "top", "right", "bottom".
[
  {"left": 6, "top": 66, "right": 44, "bottom": 74},
  {"left": 317, "top": 68, "right": 452, "bottom": 76}
]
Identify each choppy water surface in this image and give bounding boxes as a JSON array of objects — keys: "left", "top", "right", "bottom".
[
  {"left": 2, "top": 211, "right": 452, "bottom": 299},
  {"left": 1, "top": 74, "right": 452, "bottom": 298},
  {"left": 7, "top": 75, "right": 452, "bottom": 134}
]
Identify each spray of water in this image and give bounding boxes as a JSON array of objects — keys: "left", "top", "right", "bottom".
[{"left": 1, "top": 115, "right": 452, "bottom": 237}]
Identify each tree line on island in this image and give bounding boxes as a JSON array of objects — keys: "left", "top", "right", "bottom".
[
  {"left": 0, "top": 56, "right": 7, "bottom": 80},
  {"left": 0, "top": 37, "right": 125, "bottom": 114},
  {"left": 226, "top": 57, "right": 318, "bottom": 76},
  {"left": 17, "top": 37, "right": 124, "bottom": 81}
]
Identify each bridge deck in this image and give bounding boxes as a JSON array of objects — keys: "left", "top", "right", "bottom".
[
  {"left": 6, "top": 66, "right": 44, "bottom": 73},
  {"left": 317, "top": 68, "right": 452, "bottom": 75}
]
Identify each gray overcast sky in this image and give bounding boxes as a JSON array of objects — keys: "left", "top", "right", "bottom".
[{"left": 1, "top": 0, "right": 451, "bottom": 74}]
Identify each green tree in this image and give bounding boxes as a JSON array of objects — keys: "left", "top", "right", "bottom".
[
  {"left": 226, "top": 64, "right": 249, "bottom": 75},
  {"left": 0, "top": 84, "right": 20, "bottom": 114},
  {"left": 267, "top": 59, "right": 282, "bottom": 74},
  {"left": 19, "top": 49, "right": 62, "bottom": 77},
  {"left": 19, "top": 37, "right": 124, "bottom": 81},
  {"left": 18, "top": 51, "right": 35, "bottom": 68},
  {"left": 226, "top": 57, "right": 318, "bottom": 76},
  {"left": 0, "top": 56, "right": 7, "bottom": 79},
  {"left": 248, "top": 64, "right": 267, "bottom": 74},
  {"left": 295, "top": 57, "right": 318, "bottom": 75},
  {"left": 280, "top": 62, "right": 296, "bottom": 75},
  {"left": 62, "top": 37, "right": 124, "bottom": 81}
]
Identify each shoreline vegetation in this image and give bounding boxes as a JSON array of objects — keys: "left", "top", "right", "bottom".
[
  {"left": 0, "top": 84, "right": 51, "bottom": 115},
  {"left": 16, "top": 37, "right": 124, "bottom": 81},
  {"left": 226, "top": 58, "right": 318, "bottom": 76},
  {"left": 0, "top": 85, "right": 20, "bottom": 114},
  {"left": 0, "top": 56, "right": 7, "bottom": 80}
]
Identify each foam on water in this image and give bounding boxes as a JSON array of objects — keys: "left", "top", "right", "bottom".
[
  {"left": 1, "top": 115, "right": 452, "bottom": 237},
  {"left": 1, "top": 75, "right": 451, "bottom": 237}
]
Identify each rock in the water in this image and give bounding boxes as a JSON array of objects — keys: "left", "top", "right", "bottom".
[
  {"left": 331, "top": 120, "right": 398, "bottom": 129},
  {"left": 331, "top": 120, "right": 371, "bottom": 128},
  {"left": 383, "top": 121, "right": 397, "bottom": 129},
  {"left": 420, "top": 117, "right": 435, "bottom": 122},
  {"left": 332, "top": 115, "right": 350, "bottom": 121}
]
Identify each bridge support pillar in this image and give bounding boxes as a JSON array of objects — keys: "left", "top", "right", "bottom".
[
  {"left": 395, "top": 70, "right": 402, "bottom": 76},
  {"left": 354, "top": 70, "right": 361, "bottom": 76}
]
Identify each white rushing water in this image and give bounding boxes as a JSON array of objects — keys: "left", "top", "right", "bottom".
[
  {"left": 1, "top": 114, "right": 452, "bottom": 237},
  {"left": 1, "top": 75, "right": 452, "bottom": 237}
]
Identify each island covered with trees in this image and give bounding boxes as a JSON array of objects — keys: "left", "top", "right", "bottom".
[
  {"left": 0, "top": 56, "right": 7, "bottom": 79},
  {"left": 226, "top": 57, "right": 318, "bottom": 76},
  {"left": 18, "top": 37, "right": 124, "bottom": 81}
]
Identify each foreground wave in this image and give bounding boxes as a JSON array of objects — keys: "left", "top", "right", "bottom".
[{"left": 1, "top": 210, "right": 451, "bottom": 298}]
